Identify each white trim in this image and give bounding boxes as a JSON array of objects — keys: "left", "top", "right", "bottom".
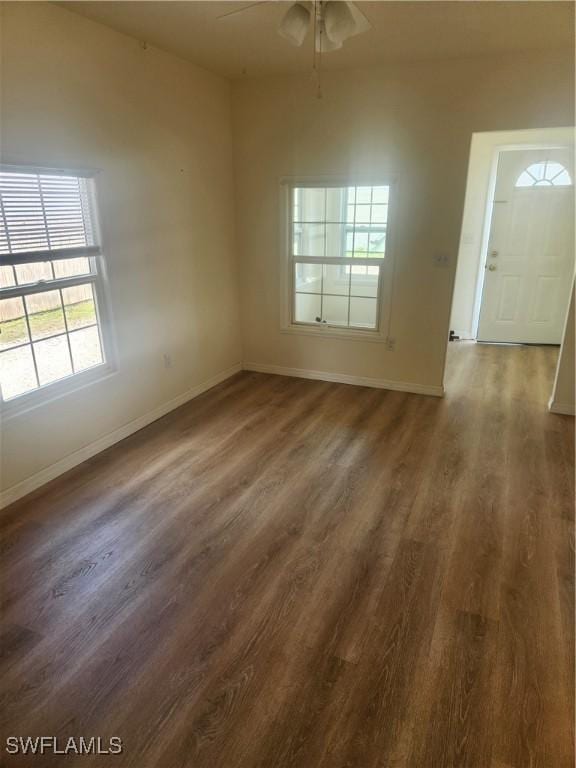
[
  {"left": 472, "top": 145, "right": 500, "bottom": 339},
  {"left": 279, "top": 325, "right": 390, "bottom": 344},
  {"left": 548, "top": 398, "right": 575, "bottom": 416},
  {"left": 549, "top": 275, "right": 575, "bottom": 413},
  {"left": 0, "top": 161, "right": 100, "bottom": 178},
  {"left": 243, "top": 361, "right": 444, "bottom": 397},
  {"left": 292, "top": 255, "right": 385, "bottom": 266},
  {"left": 0, "top": 363, "right": 242, "bottom": 509},
  {"left": 1, "top": 361, "right": 116, "bottom": 419},
  {"left": 450, "top": 329, "right": 475, "bottom": 341}
]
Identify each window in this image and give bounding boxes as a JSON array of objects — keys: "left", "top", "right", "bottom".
[
  {"left": 289, "top": 184, "right": 389, "bottom": 332},
  {"left": 0, "top": 167, "right": 109, "bottom": 404},
  {"left": 516, "top": 161, "right": 572, "bottom": 188}
]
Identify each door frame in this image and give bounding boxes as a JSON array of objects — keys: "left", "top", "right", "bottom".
[{"left": 443, "top": 126, "right": 575, "bottom": 402}]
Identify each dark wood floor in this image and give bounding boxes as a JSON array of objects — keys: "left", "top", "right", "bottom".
[{"left": 0, "top": 343, "right": 573, "bottom": 768}]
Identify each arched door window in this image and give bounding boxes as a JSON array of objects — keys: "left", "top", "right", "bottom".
[{"left": 516, "top": 161, "right": 572, "bottom": 188}]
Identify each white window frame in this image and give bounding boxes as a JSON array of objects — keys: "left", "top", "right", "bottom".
[
  {"left": 279, "top": 176, "right": 396, "bottom": 342},
  {"left": 0, "top": 163, "right": 116, "bottom": 418}
]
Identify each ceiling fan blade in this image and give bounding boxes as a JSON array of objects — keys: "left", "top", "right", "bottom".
[{"left": 216, "top": 1, "right": 272, "bottom": 21}]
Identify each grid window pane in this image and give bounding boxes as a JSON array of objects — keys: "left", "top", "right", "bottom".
[
  {"left": 346, "top": 232, "right": 354, "bottom": 257},
  {"left": 323, "top": 264, "right": 349, "bottom": 296},
  {"left": 295, "top": 293, "right": 321, "bottom": 324},
  {"left": 326, "top": 188, "right": 343, "bottom": 220},
  {"left": 350, "top": 297, "right": 377, "bottom": 328},
  {"left": 354, "top": 232, "right": 369, "bottom": 256},
  {"left": 293, "top": 263, "right": 381, "bottom": 327},
  {"left": 297, "top": 188, "right": 326, "bottom": 222},
  {"left": 292, "top": 188, "right": 300, "bottom": 222},
  {"left": 371, "top": 205, "right": 388, "bottom": 225},
  {"left": 294, "top": 223, "right": 325, "bottom": 257},
  {"left": 368, "top": 231, "right": 386, "bottom": 256},
  {"left": 355, "top": 205, "right": 371, "bottom": 224},
  {"left": 26, "top": 290, "right": 65, "bottom": 341},
  {"left": 0, "top": 265, "right": 16, "bottom": 289},
  {"left": 15, "top": 261, "right": 53, "bottom": 286},
  {"left": 0, "top": 345, "right": 37, "bottom": 399},
  {"left": 62, "top": 283, "right": 97, "bottom": 330},
  {"left": 69, "top": 326, "right": 103, "bottom": 372},
  {"left": 294, "top": 263, "right": 321, "bottom": 294},
  {"left": 546, "top": 162, "right": 565, "bottom": 178},
  {"left": 326, "top": 223, "right": 345, "bottom": 257},
  {"left": 33, "top": 334, "right": 72, "bottom": 385},
  {"left": 372, "top": 186, "right": 389, "bottom": 204},
  {"left": 0, "top": 297, "right": 29, "bottom": 350},
  {"left": 291, "top": 184, "right": 389, "bottom": 331},
  {"left": 323, "top": 295, "right": 348, "bottom": 326},
  {"left": 356, "top": 187, "right": 372, "bottom": 204},
  {"left": 553, "top": 170, "right": 572, "bottom": 185},
  {"left": 351, "top": 268, "right": 379, "bottom": 298},
  {"left": 53, "top": 257, "right": 91, "bottom": 279}
]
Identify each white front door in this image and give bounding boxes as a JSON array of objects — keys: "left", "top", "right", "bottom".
[{"left": 477, "top": 147, "right": 574, "bottom": 344}]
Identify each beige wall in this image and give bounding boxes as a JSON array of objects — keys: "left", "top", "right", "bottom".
[
  {"left": 232, "top": 49, "right": 574, "bottom": 388},
  {"left": 0, "top": 2, "right": 242, "bottom": 492}
]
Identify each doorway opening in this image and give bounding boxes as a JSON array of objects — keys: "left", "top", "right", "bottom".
[{"left": 445, "top": 127, "right": 575, "bottom": 413}]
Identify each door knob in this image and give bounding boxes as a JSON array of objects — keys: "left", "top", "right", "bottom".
[{"left": 487, "top": 264, "right": 497, "bottom": 271}]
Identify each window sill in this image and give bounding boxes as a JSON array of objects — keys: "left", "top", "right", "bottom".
[
  {"left": 280, "top": 323, "right": 388, "bottom": 343},
  {"left": 0, "top": 362, "right": 117, "bottom": 420}
]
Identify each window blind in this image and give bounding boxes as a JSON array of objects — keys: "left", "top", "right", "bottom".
[
  {"left": 0, "top": 166, "right": 107, "bottom": 403},
  {"left": 0, "top": 170, "right": 100, "bottom": 265}
]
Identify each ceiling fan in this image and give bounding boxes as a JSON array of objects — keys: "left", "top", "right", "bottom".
[
  {"left": 218, "top": 1, "right": 371, "bottom": 96},
  {"left": 218, "top": 1, "right": 371, "bottom": 54}
]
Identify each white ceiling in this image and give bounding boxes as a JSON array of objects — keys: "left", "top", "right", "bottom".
[{"left": 58, "top": 1, "right": 574, "bottom": 79}]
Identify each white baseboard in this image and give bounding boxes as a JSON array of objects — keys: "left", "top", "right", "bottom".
[
  {"left": 243, "top": 362, "right": 445, "bottom": 398},
  {"left": 451, "top": 330, "right": 475, "bottom": 341},
  {"left": 0, "top": 363, "right": 242, "bottom": 510},
  {"left": 548, "top": 398, "right": 575, "bottom": 416}
]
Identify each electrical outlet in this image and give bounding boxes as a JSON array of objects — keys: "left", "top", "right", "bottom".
[
  {"left": 163, "top": 353, "right": 172, "bottom": 369},
  {"left": 385, "top": 337, "right": 396, "bottom": 351}
]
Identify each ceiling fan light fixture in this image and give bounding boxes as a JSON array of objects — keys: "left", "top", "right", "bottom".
[
  {"left": 346, "top": 1, "right": 372, "bottom": 37},
  {"left": 315, "top": 19, "right": 343, "bottom": 52},
  {"left": 323, "top": 1, "right": 356, "bottom": 44},
  {"left": 278, "top": 2, "right": 311, "bottom": 47}
]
